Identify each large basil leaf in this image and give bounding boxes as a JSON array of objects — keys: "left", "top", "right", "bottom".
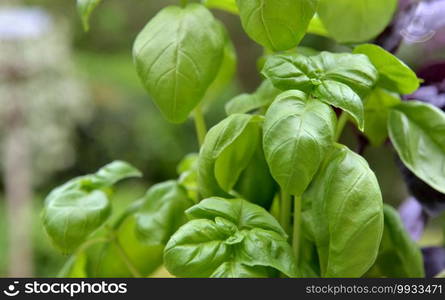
[
  {"left": 135, "top": 181, "right": 194, "bottom": 245},
  {"left": 225, "top": 80, "right": 281, "bottom": 115},
  {"left": 318, "top": 0, "right": 398, "bottom": 43},
  {"left": 42, "top": 161, "right": 142, "bottom": 253},
  {"left": 77, "top": 0, "right": 102, "bottom": 31},
  {"left": 363, "top": 88, "right": 400, "bottom": 147},
  {"left": 133, "top": 4, "right": 225, "bottom": 123},
  {"left": 366, "top": 205, "right": 424, "bottom": 278},
  {"left": 314, "top": 80, "right": 364, "bottom": 131},
  {"left": 164, "top": 197, "right": 296, "bottom": 278},
  {"left": 202, "top": 0, "right": 238, "bottom": 14},
  {"left": 236, "top": 0, "right": 318, "bottom": 51},
  {"left": 354, "top": 44, "right": 420, "bottom": 95},
  {"left": 388, "top": 101, "right": 445, "bottom": 194},
  {"left": 263, "top": 90, "right": 336, "bottom": 196},
  {"left": 304, "top": 145, "right": 384, "bottom": 277},
  {"left": 198, "top": 114, "right": 262, "bottom": 198},
  {"left": 262, "top": 52, "right": 378, "bottom": 97}
]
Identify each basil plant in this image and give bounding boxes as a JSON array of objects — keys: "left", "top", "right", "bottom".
[{"left": 43, "top": 0, "right": 445, "bottom": 278}]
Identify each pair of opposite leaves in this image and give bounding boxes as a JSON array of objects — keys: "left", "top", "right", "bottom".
[{"left": 164, "top": 144, "right": 384, "bottom": 278}]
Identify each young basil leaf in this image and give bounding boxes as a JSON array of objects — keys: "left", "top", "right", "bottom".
[
  {"left": 236, "top": 228, "right": 298, "bottom": 278},
  {"left": 236, "top": 0, "right": 318, "bottom": 51},
  {"left": 198, "top": 114, "right": 262, "bottom": 198},
  {"left": 135, "top": 181, "right": 194, "bottom": 245},
  {"left": 77, "top": 0, "right": 102, "bottom": 32},
  {"left": 307, "top": 14, "right": 329, "bottom": 37},
  {"left": 388, "top": 101, "right": 445, "bottom": 194},
  {"left": 366, "top": 205, "right": 424, "bottom": 278},
  {"left": 164, "top": 218, "right": 236, "bottom": 277},
  {"left": 202, "top": 0, "right": 239, "bottom": 14},
  {"left": 186, "top": 197, "right": 286, "bottom": 236},
  {"left": 354, "top": 44, "right": 420, "bottom": 94},
  {"left": 262, "top": 52, "right": 378, "bottom": 97},
  {"left": 314, "top": 80, "right": 365, "bottom": 131},
  {"left": 133, "top": 4, "right": 225, "bottom": 123},
  {"left": 42, "top": 161, "right": 142, "bottom": 254},
  {"left": 177, "top": 153, "right": 200, "bottom": 202},
  {"left": 318, "top": 0, "right": 398, "bottom": 43},
  {"left": 225, "top": 80, "right": 282, "bottom": 115},
  {"left": 235, "top": 145, "right": 278, "bottom": 210},
  {"left": 304, "top": 144, "right": 384, "bottom": 277},
  {"left": 164, "top": 197, "right": 296, "bottom": 277},
  {"left": 263, "top": 90, "right": 336, "bottom": 196},
  {"left": 363, "top": 88, "right": 401, "bottom": 147}
]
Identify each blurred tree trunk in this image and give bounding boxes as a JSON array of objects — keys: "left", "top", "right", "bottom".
[{"left": 2, "top": 67, "right": 33, "bottom": 277}]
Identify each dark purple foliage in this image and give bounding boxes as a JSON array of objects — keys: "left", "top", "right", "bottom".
[
  {"left": 422, "top": 247, "right": 445, "bottom": 277},
  {"left": 398, "top": 197, "right": 428, "bottom": 240}
]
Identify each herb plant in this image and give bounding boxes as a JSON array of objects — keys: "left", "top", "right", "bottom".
[{"left": 42, "top": 0, "right": 445, "bottom": 278}]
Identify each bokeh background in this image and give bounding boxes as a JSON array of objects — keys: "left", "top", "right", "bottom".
[{"left": 0, "top": 0, "right": 444, "bottom": 277}]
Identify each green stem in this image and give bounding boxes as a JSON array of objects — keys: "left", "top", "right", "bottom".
[
  {"left": 335, "top": 112, "right": 349, "bottom": 142},
  {"left": 110, "top": 231, "right": 142, "bottom": 278},
  {"left": 193, "top": 104, "right": 207, "bottom": 147},
  {"left": 280, "top": 190, "right": 292, "bottom": 235},
  {"left": 292, "top": 195, "right": 302, "bottom": 260}
]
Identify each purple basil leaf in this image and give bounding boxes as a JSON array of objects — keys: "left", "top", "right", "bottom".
[
  {"left": 398, "top": 197, "right": 428, "bottom": 241},
  {"left": 422, "top": 247, "right": 445, "bottom": 277}
]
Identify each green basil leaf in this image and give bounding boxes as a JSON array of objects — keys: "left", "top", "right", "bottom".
[
  {"left": 262, "top": 52, "right": 378, "bottom": 97},
  {"left": 186, "top": 197, "right": 286, "bottom": 236},
  {"left": 235, "top": 145, "right": 278, "bottom": 210},
  {"left": 43, "top": 190, "right": 111, "bottom": 254},
  {"left": 388, "top": 101, "right": 445, "bottom": 194},
  {"left": 135, "top": 181, "right": 194, "bottom": 245},
  {"left": 363, "top": 88, "right": 401, "bottom": 147},
  {"left": 304, "top": 144, "right": 384, "bottom": 277},
  {"left": 42, "top": 161, "right": 141, "bottom": 253},
  {"left": 177, "top": 153, "right": 200, "bottom": 202},
  {"left": 210, "top": 262, "right": 273, "bottom": 278},
  {"left": 314, "top": 80, "right": 364, "bottom": 131},
  {"left": 263, "top": 90, "right": 336, "bottom": 196},
  {"left": 354, "top": 44, "right": 420, "bottom": 94},
  {"left": 202, "top": 0, "right": 239, "bottom": 14},
  {"left": 87, "top": 161, "right": 142, "bottom": 189},
  {"left": 164, "top": 198, "right": 296, "bottom": 277},
  {"left": 307, "top": 14, "right": 329, "bottom": 37},
  {"left": 164, "top": 218, "right": 236, "bottom": 277},
  {"left": 318, "top": 0, "right": 398, "bottom": 43},
  {"left": 237, "top": 228, "right": 298, "bottom": 277},
  {"left": 198, "top": 114, "right": 262, "bottom": 197},
  {"left": 366, "top": 205, "right": 425, "bottom": 278},
  {"left": 236, "top": 0, "right": 318, "bottom": 51},
  {"left": 77, "top": 0, "right": 102, "bottom": 32},
  {"left": 133, "top": 4, "right": 225, "bottom": 123},
  {"left": 225, "top": 80, "right": 281, "bottom": 115}
]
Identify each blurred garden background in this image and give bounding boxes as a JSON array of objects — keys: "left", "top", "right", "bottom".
[{"left": 0, "top": 0, "right": 445, "bottom": 277}]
